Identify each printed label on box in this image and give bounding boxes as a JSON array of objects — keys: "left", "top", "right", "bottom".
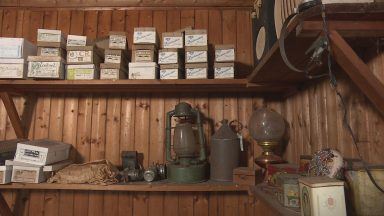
[
  {"left": 133, "top": 50, "right": 153, "bottom": 62},
  {"left": 67, "top": 68, "right": 95, "bottom": 80},
  {"left": 0, "top": 64, "right": 24, "bottom": 78},
  {"left": 159, "top": 52, "right": 178, "bottom": 64},
  {"left": 105, "top": 54, "right": 121, "bottom": 64},
  {"left": 12, "top": 169, "right": 37, "bottom": 183},
  {"left": 163, "top": 36, "right": 183, "bottom": 48},
  {"left": 134, "top": 31, "right": 156, "bottom": 44},
  {"left": 67, "top": 50, "right": 93, "bottom": 63},
  {"left": 67, "top": 35, "right": 86, "bottom": 46},
  {"left": 185, "top": 34, "right": 207, "bottom": 46},
  {"left": 28, "top": 62, "right": 61, "bottom": 78},
  {"left": 186, "top": 51, "right": 207, "bottom": 63},
  {"left": 186, "top": 68, "right": 207, "bottom": 79},
  {"left": 39, "top": 47, "right": 60, "bottom": 56},
  {"left": 160, "top": 68, "right": 178, "bottom": 79},
  {"left": 109, "top": 35, "right": 126, "bottom": 49},
  {"left": 0, "top": 45, "right": 21, "bottom": 58},
  {"left": 101, "top": 68, "right": 120, "bottom": 80},
  {"left": 214, "top": 66, "right": 234, "bottom": 79},
  {"left": 38, "top": 32, "right": 61, "bottom": 43},
  {"left": 215, "top": 49, "right": 235, "bottom": 62}
]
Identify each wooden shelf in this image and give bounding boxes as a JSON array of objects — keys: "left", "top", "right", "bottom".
[
  {"left": 247, "top": 3, "right": 384, "bottom": 84},
  {"left": 0, "top": 180, "right": 250, "bottom": 192},
  {"left": 0, "top": 79, "right": 295, "bottom": 94}
]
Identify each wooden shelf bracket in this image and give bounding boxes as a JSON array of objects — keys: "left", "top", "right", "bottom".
[{"left": 0, "top": 92, "right": 26, "bottom": 139}]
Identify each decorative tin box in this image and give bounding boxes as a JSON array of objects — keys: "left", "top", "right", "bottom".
[
  {"left": 14, "top": 139, "right": 71, "bottom": 166},
  {"left": 0, "top": 37, "right": 36, "bottom": 59},
  {"left": 233, "top": 167, "right": 263, "bottom": 186},
  {"left": 299, "top": 177, "right": 346, "bottom": 216},
  {"left": 275, "top": 173, "right": 301, "bottom": 208},
  {"left": 27, "top": 56, "right": 65, "bottom": 79},
  {"left": 184, "top": 29, "right": 207, "bottom": 47}
]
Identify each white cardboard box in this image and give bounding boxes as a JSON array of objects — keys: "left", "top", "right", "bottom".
[
  {"left": 6, "top": 159, "right": 72, "bottom": 172},
  {"left": 158, "top": 49, "right": 179, "bottom": 64},
  {"left": 160, "top": 64, "right": 180, "bottom": 79},
  {"left": 67, "top": 46, "right": 101, "bottom": 64},
  {"left": 100, "top": 63, "right": 127, "bottom": 80},
  {"left": 162, "top": 32, "right": 183, "bottom": 49},
  {"left": 109, "top": 32, "right": 127, "bottom": 50},
  {"left": 215, "top": 45, "right": 235, "bottom": 62},
  {"left": 14, "top": 139, "right": 71, "bottom": 166},
  {"left": 37, "top": 29, "right": 66, "bottom": 48},
  {"left": 214, "top": 62, "right": 234, "bottom": 79},
  {"left": 67, "top": 35, "right": 87, "bottom": 47},
  {"left": 185, "top": 46, "right": 208, "bottom": 63},
  {"left": 185, "top": 29, "right": 207, "bottom": 47},
  {"left": 37, "top": 47, "right": 65, "bottom": 57},
  {"left": 299, "top": 177, "right": 346, "bottom": 216},
  {"left": 0, "top": 166, "right": 12, "bottom": 184},
  {"left": 12, "top": 165, "right": 45, "bottom": 183},
  {"left": 66, "top": 64, "right": 99, "bottom": 80},
  {"left": 0, "top": 37, "right": 36, "bottom": 59},
  {"left": 185, "top": 63, "right": 208, "bottom": 79},
  {"left": 27, "top": 56, "right": 65, "bottom": 79},
  {"left": 0, "top": 58, "right": 27, "bottom": 79},
  {"left": 133, "top": 27, "right": 157, "bottom": 44},
  {"left": 129, "top": 62, "right": 158, "bottom": 79}
]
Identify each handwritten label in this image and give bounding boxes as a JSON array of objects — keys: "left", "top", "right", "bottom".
[
  {"left": 0, "top": 63, "right": 24, "bottom": 78},
  {"left": 28, "top": 61, "right": 61, "bottom": 78},
  {"left": 109, "top": 35, "right": 126, "bottom": 49},
  {"left": 158, "top": 52, "right": 178, "bottom": 64},
  {"left": 129, "top": 65, "right": 157, "bottom": 79},
  {"left": 39, "top": 47, "right": 60, "bottom": 57},
  {"left": 105, "top": 54, "right": 121, "bottom": 64},
  {"left": 134, "top": 31, "right": 156, "bottom": 44},
  {"left": 101, "top": 68, "right": 120, "bottom": 80},
  {"left": 67, "top": 35, "right": 86, "bottom": 47},
  {"left": 37, "top": 29, "right": 62, "bottom": 42},
  {"left": 186, "top": 51, "right": 207, "bottom": 63},
  {"left": 185, "top": 34, "right": 207, "bottom": 46},
  {"left": 163, "top": 36, "right": 183, "bottom": 48},
  {"left": 215, "top": 49, "right": 235, "bottom": 62},
  {"left": 12, "top": 168, "right": 38, "bottom": 183},
  {"left": 160, "top": 68, "right": 178, "bottom": 79},
  {"left": 67, "top": 68, "right": 95, "bottom": 80},
  {"left": 214, "top": 66, "right": 234, "bottom": 79},
  {"left": 186, "top": 67, "right": 207, "bottom": 79},
  {"left": 67, "top": 50, "right": 93, "bottom": 63}
]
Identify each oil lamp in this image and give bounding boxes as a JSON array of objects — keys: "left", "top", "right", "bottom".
[
  {"left": 166, "top": 102, "right": 208, "bottom": 183},
  {"left": 249, "top": 107, "right": 285, "bottom": 168}
]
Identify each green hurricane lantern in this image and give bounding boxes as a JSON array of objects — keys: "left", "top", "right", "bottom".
[
  {"left": 166, "top": 102, "right": 208, "bottom": 183},
  {"left": 249, "top": 107, "right": 286, "bottom": 168}
]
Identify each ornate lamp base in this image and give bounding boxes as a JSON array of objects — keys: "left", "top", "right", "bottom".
[{"left": 254, "top": 141, "right": 284, "bottom": 169}]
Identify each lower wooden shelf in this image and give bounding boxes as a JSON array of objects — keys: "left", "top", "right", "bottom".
[{"left": 0, "top": 180, "right": 250, "bottom": 192}]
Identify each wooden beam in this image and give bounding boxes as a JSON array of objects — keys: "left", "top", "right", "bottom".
[
  {"left": 0, "top": 92, "right": 26, "bottom": 139},
  {"left": 0, "top": 192, "right": 13, "bottom": 216},
  {"left": 329, "top": 30, "right": 384, "bottom": 117},
  {"left": 297, "top": 21, "right": 384, "bottom": 38}
]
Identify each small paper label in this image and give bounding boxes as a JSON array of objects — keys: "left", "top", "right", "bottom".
[
  {"left": 163, "top": 36, "right": 183, "bottom": 48},
  {"left": 185, "top": 34, "right": 207, "bottom": 46},
  {"left": 186, "top": 68, "right": 207, "bottom": 79},
  {"left": 67, "top": 35, "right": 86, "bottom": 46},
  {"left": 133, "top": 31, "right": 156, "bottom": 44},
  {"left": 0, "top": 64, "right": 24, "bottom": 78},
  {"left": 109, "top": 35, "right": 126, "bottom": 49},
  {"left": 158, "top": 52, "right": 178, "bottom": 64},
  {"left": 129, "top": 65, "right": 157, "bottom": 79},
  {"left": 101, "top": 68, "right": 120, "bottom": 80},
  {"left": 28, "top": 62, "right": 61, "bottom": 78},
  {"left": 38, "top": 32, "right": 61, "bottom": 43},
  {"left": 67, "top": 50, "right": 93, "bottom": 63},
  {"left": 105, "top": 54, "right": 121, "bottom": 64},
  {"left": 39, "top": 47, "right": 60, "bottom": 56},
  {"left": 214, "top": 66, "right": 234, "bottom": 79},
  {"left": 160, "top": 68, "right": 178, "bottom": 79},
  {"left": 67, "top": 68, "right": 95, "bottom": 80},
  {"left": 186, "top": 51, "right": 207, "bottom": 63},
  {"left": 215, "top": 49, "right": 235, "bottom": 62},
  {"left": 133, "top": 50, "right": 153, "bottom": 62},
  {"left": 12, "top": 169, "right": 37, "bottom": 183},
  {"left": 237, "top": 133, "right": 244, "bottom": 151}
]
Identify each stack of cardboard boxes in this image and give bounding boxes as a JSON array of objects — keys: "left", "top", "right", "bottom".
[
  {"left": 100, "top": 32, "right": 128, "bottom": 80},
  {"left": 27, "top": 29, "right": 66, "bottom": 79},
  {"left": 214, "top": 45, "right": 236, "bottom": 79},
  {"left": 66, "top": 34, "right": 102, "bottom": 80},
  {"left": 0, "top": 139, "right": 71, "bottom": 184},
  {"left": 129, "top": 27, "right": 158, "bottom": 79},
  {"left": 158, "top": 31, "right": 184, "bottom": 79},
  {"left": 0, "top": 37, "right": 36, "bottom": 79},
  {"left": 184, "top": 29, "right": 208, "bottom": 79}
]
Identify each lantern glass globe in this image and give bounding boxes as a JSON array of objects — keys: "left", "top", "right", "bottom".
[{"left": 249, "top": 107, "right": 285, "bottom": 143}]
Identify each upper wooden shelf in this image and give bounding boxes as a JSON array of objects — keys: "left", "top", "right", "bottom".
[
  {"left": 247, "top": 3, "right": 384, "bottom": 84},
  {"left": 0, "top": 79, "right": 295, "bottom": 94},
  {"left": 0, "top": 181, "right": 250, "bottom": 192}
]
